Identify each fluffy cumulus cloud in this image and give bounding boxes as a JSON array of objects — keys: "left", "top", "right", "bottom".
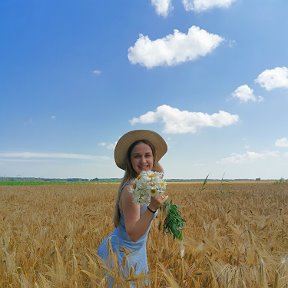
[
  {"left": 219, "top": 151, "right": 279, "bottom": 164},
  {"left": 232, "top": 84, "right": 263, "bottom": 103},
  {"left": 129, "top": 104, "right": 239, "bottom": 134},
  {"left": 275, "top": 137, "right": 288, "bottom": 148},
  {"left": 128, "top": 26, "right": 223, "bottom": 68},
  {"left": 255, "top": 67, "right": 288, "bottom": 91},
  {"left": 182, "top": 0, "right": 236, "bottom": 12},
  {"left": 151, "top": 0, "right": 173, "bottom": 17}
]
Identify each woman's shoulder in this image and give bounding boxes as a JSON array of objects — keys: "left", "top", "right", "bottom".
[
  {"left": 121, "top": 180, "right": 133, "bottom": 191},
  {"left": 121, "top": 181, "right": 133, "bottom": 196},
  {"left": 119, "top": 180, "right": 135, "bottom": 210}
]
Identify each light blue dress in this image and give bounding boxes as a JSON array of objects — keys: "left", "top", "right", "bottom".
[{"left": 97, "top": 183, "right": 156, "bottom": 287}]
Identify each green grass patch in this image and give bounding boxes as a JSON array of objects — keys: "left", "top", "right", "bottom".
[
  {"left": 0, "top": 180, "right": 70, "bottom": 186},
  {"left": 0, "top": 179, "right": 121, "bottom": 186}
]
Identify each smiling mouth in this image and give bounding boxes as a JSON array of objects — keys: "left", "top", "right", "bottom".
[{"left": 139, "top": 166, "right": 150, "bottom": 170}]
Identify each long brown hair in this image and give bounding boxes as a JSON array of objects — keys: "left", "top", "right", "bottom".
[{"left": 113, "top": 139, "right": 157, "bottom": 227}]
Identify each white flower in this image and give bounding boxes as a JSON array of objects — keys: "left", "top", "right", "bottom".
[{"left": 130, "top": 170, "right": 167, "bottom": 205}]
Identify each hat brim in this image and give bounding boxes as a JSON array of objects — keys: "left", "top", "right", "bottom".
[{"left": 114, "top": 130, "right": 167, "bottom": 170}]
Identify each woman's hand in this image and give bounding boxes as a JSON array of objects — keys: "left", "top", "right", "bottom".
[
  {"left": 148, "top": 194, "right": 168, "bottom": 212},
  {"left": 121, "top": 186, "right": 167, "bottom": 242}
]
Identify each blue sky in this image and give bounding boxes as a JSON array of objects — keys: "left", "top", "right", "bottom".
[{"left": 1, "top": 0, "right": 288, "bottom": 180}]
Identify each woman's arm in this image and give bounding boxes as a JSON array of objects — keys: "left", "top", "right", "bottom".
[{"left": 120, "top": 185, "right": 167, "bottom": 242}]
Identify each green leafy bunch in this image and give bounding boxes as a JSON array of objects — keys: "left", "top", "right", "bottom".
[{"left": 163, "top": 201, "right": 185, "bottom": 240}]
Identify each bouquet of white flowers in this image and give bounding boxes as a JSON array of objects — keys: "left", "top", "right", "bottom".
[
  {"left": 131, "top": 170, "right": 166, "bottom": 205},
  {"left": 130, "top": 170, "right": 185, "bottom": 240}
]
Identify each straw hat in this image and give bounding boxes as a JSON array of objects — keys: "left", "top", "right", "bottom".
[{"left": 114, "top": 130, "right": 167, "bottom": 170}]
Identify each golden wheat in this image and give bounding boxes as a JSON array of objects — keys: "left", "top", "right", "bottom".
[{"left": 0, "top": 182, "right": 288, "bottom": 287}]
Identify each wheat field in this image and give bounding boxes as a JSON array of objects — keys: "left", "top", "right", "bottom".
[{"left": 0, "top": 181, "right": 288, "bottom": 287}]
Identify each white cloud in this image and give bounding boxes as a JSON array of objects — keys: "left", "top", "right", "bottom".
[
  {"left": 0, "top": 152, "right": 108, "bottom": 161},
  {"left": 92, "top": 69, "right": 102, "bottom": 75},
  {"left": 151, "top": 0, "right": 173, "bottom": 17},
  {"left": 129, "top": 104, "right": 239, "bottom": 134},
  {"left": 0, "top": 153, "right": 116, "bottom": 178},
  {"left": 228, "top": 39, "right": 237, "bottom": 48},
  {"left": 128, "top": 25, "right": 223, "bottom": 68},
  {"left": 275, "top": 137, "right": 288, "bottom": 148},
  {"left": 98, "top": 142, "right": 116, "bottom": 150},
  {"left": 219, "top": 151, "right": 279, "bottom": 164},
  {"left": 255, "top": 67, "right": 288, "bottom": 91},
  {"left": 232, "top": 84, "right": 263, "bottom": 103},
  {"left": 182, "top": 0, "right": 235, "bottom": 12}
]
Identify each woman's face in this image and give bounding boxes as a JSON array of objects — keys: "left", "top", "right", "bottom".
[{"left": 130, "top": 142, "right": 154, "bottom": 174}]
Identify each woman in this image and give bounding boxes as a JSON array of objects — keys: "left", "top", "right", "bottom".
[{"left": 97, "top": 130, "right": 168, "bottom": 287}]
